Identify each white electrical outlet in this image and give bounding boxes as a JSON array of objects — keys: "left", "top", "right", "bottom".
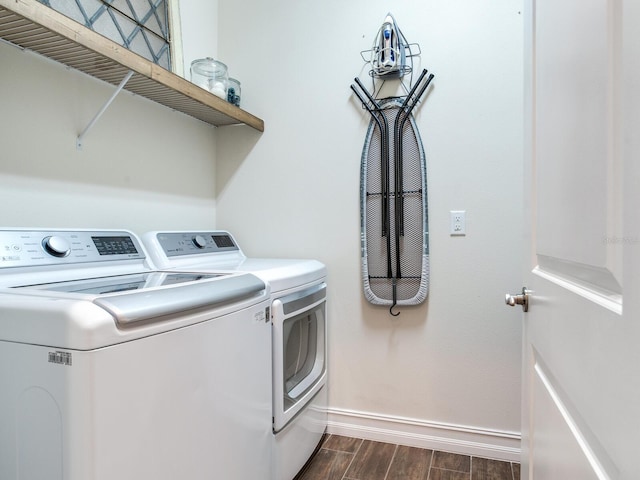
[{"left": 450, "top": 210, "right": 466, "bottom": 236}]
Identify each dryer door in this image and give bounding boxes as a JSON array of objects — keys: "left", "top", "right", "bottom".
[{"left": 272, "top": 283, "right": 326, "bottom": 432}]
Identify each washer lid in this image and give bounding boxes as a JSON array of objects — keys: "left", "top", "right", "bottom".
[
  {"left": 12, "top": 271, "right": 266, "bottom": 326},
  {"left": 18, "top": 271, "right": 220, "bottom": 294}
]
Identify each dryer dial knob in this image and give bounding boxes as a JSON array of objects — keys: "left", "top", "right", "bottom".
[
  {"left": 192, "top": 235, "right": 207, "bottom": 249},
  {"left": 42, "top": 236, "right": 71, "bottom": 257}
]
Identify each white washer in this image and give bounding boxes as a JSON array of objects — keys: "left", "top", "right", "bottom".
[
  {"left": 0, "top": 229, "right": 273, "bottom": 480},
  {"left": 142, "top": 231, "right": 328, "bottom": 480}
]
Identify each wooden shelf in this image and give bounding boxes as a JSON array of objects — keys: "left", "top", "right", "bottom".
[{"left": 0, "top": 0, "right": 264, "bottom": 132}]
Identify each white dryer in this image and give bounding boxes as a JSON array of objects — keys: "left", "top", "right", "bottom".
[
  {"left": 142, "top": 231, "right": 328, "bottom": 480},
  {"left": 0, "top": 229, "right": 272, "bottom": 480}
]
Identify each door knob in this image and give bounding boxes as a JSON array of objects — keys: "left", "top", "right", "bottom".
[{"left": 505, "top": 287, "right": 529, "bottom": 312}]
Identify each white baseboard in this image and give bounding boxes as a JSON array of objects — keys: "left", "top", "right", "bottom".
[{"left": 326, "top": 408, "right": 521, "bottom": 463}]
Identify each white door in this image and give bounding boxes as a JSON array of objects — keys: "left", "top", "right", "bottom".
[{"left": 521, "top": 0, "right": 640, "bottom": 479}]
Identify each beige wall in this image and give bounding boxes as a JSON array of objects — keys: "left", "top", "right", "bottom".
[
  {"left": 178, "top": 0, "right": 218, "bottom": 77},
  {"left": 0, "top": 42, "right": 217, "bottom": 232},
  {"left": 215, "top": 0, "right": 524, "bottom": 457}
]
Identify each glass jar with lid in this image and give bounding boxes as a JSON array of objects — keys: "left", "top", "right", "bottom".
[{"left": 190, "top": 57, "right": 228, "bottom": 99}]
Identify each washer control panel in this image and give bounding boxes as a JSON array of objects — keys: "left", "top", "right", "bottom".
[
  {"left": 0, "top": 230, "right": 145, "bottom": 268},
  {"left": 155, "top": 232, "right": 240, "bottom": 257}
]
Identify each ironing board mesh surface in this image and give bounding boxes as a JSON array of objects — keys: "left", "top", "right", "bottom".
[{"left": 363, "top": 101, "right": 426, "bottom": 302}]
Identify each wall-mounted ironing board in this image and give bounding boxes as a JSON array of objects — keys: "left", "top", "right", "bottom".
[{"left": 351, "top": 70, "right": 433, "bottom": 315}]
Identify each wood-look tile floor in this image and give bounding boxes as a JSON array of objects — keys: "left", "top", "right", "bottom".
[{"left": 296, "top": 435, "right": 521, "bottom": 480}]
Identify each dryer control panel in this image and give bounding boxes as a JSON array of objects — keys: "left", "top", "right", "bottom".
[
  {"left": 155, "top": 231, "right": 240, "bottom": 257},
  {"left": 0, "top": 229, "right": 145, "bottom": 268}
]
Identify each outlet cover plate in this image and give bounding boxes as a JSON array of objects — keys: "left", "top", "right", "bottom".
[{"left": 450, "top": 210, "right": 466, "bottom": 236}]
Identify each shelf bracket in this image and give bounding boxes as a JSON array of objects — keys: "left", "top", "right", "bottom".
[{"left": 76, "top": 70, "right": 134, "bottom": 150}]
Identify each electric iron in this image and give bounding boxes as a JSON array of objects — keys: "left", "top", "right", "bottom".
[{"left": 372, "top": 13, "right": 407, "bottom": 78}]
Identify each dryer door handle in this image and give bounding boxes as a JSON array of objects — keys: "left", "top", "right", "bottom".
[{"left": 280, "top": 283, "right": 327, "bottom": 316}]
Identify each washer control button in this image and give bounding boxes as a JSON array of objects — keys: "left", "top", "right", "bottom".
[
  {"left": 192, "top": 235, "right": 207, "bottom": 249},
  {"left": 42, "top": 236, "right": 71, "bottom": 257}
]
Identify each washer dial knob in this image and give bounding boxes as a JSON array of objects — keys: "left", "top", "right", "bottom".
[
  {"left": 192, "top": 235, "right": 207, "bottom": 249},
  {"left": 42, "top": 236, "right": 71, "bottom": 257}
]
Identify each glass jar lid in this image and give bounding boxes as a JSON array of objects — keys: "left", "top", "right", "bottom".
[{"left": 190, "top": 57, "right": 228, "bottom": 76}]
